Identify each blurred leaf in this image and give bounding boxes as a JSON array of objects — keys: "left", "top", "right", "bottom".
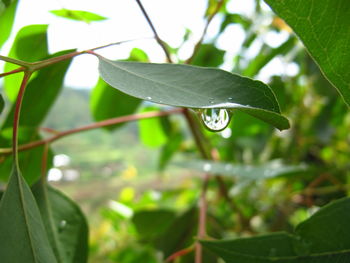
[
  {"left": 138, "top": 106, "right": 167, "bottom": 148},
  {"left": 159, "top": 132, "right": 183, "bottom": 170},
  {"left": 98, "top": 57, "right": 290, "bottom": 130},
  {"left": 4, "top": 24, "right": 49, "bottom": 101},
  {"left": 128, "top": 48, "right": 149, "bottom": 62},
  {"left": 0, "top": 127, "right": 53, "bottom": 184},
  {"left": 0, "top": 0, "right": 18, "bottom": 49},
  {"left": 202, "top": 197, "right": 350, "bottom": 262},
  {"left": 264, "top": 0, "right": 350, "bottom": 107},
  {"left": 3, "top": 49, "right": 74, "bottom": 128},
  {"left": 0, "top": 169, "right": 57, "bottom": 263},
  {"left": 32, "top": 182, "right": 89, "bottom": 263},
  {"left": 220, "top": 13, "right": 251, "bottom": 32},
  {"left": 132, "top": 209, "right": 176, "bottom": 239},
  {"left": 50, "top": 9, "right": 107, "bottom": 23},
  {"left": 154, "top": 207, "right": 197, "bottom": 258},
  {"left": 192, "top": 44, "right": 225, "bottom": 67},
  {"left": 243, "top": 37, "right": 296, "bottom": 77},
  {"left": 175, "top": 159, "right": 308, "bottom": 181}
]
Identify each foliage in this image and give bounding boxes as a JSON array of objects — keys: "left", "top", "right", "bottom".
[{"left": 0, "top": 0, "right": 349, "bottom": 262}]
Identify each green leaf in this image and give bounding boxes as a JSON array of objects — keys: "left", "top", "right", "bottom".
[
  {"left": 3, "top": 50, "right": 74, "bottom": 128},
  {"left": 174, "top": 159, "right": 308, "bottom": 181},
  {"left": 138, "top": 106, "right": 168, "bottom": 148},
  {"left": 264, "top": 0, "right": 350, "bottom": 107},
  {"left": 90, "top": 79, "right": 142, "bottom": 130},
  {"left": 0, "top": 127, "right": 53, "bottom": 184},
  {"left": 0, "top": 169, "right": 57, "bottom": 263},
  {"left": 132, "top": 209, "right": 176, "bottom": 240},
  {"left": 32, "top": 182, "right": 89, "bottom": 263},
  {"left": 191, "top": 44, "right": 225, "bottom": 67},
  {"left": 98, "top": 57, "right": 290, "bottom": 130},
  {"left": 201, "top": 197, "right": 350, "bottom": 263},
  {"left": 4, "top": 24, "right": 49, "bottom": 101},
  {"left": 50, "top": 9, "right": 107, "bottom": 23},
  {"left": 0, "top": 0, "right": 18, "bottom": 49},
  {"left": 159, "top": 132, "right": 183, "bottom": 170}
]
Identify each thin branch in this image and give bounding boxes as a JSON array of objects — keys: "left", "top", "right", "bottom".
[
  {"left": 0, "top": 67, "right": 25, "bottom": 78},
  {"left": 0, "top": 55, "right": 32, "bottom": 67},
  {"left": 0, "top": 108, "right": 184, "bottom": 155},
  {"left": 12, "top": 71, "right": 33, "bottom": 167},
  {"left": 186, "top": 0, "right": 226, "bottom": 64},
  {"left": 165, "top": 246, "right": 194, "bottom": 262},
  {"left": 134, "top": 0, "right": 173, "bottom": 63},
  {"left": 195, "top": 173, "right": 210, "bottom": 263}
]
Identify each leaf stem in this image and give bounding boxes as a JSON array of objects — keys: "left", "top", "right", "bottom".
[
  {"left": 0, "top": 55, "right": 32, "bottom": 67},
  {"left": 0, "top": 67, "right": 25, "bottom": 78},
  {"left": 186, "top": 0, "right": 226, "bottom": 64},
  {"left": 12, "top": 71, "right": 33, "bottom": 169},
  {"left": 0, "top": 108, "right": 184, "bottom": 155},
  {"left": 134, "top": 0, "right": 173, "bottom": 63}
]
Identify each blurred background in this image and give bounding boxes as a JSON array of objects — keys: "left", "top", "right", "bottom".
[{"left": 1, "top": 0, "right": 349, "bottom": 262}]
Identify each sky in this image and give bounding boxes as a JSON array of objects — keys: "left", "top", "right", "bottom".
[{"left": 0, "top": 0, "right": 299, "bottom": 88}]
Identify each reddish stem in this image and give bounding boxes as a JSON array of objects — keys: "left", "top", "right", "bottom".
[
  {"left": 165, "top": 246, "right": 194, "bottom": 262},
  {"left": 0, "top": 67, "right": 25, "bottom": 78}
]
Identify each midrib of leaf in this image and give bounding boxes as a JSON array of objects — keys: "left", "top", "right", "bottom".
[
  {"left": 16, "top": 170, "right": 38, "bottom": 262},
  {"left": 102, "top": 58, "right": 278, "bottom": 112}
]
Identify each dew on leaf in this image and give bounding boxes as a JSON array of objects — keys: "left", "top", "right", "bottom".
[
  {"left": 200, "top": 108, "right": 231, "bottom": 132},
  {"left": 58, "top": 220, "right": 67, "bottom": 232},
  {"left": 145, "top": 96, "right": 152, "bottom": 100}
]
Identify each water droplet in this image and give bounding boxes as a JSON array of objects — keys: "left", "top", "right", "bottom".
[
  {"left": 146, "top": 96, "right": 152, "bottom": 100},
  {"left": 200, "top": 108, "right": 231, "bottom": 132},
  {"left": 203, "top": 163, "right": 211, "bottom": 172},
  {"left": 228, "top": 97, "right": 233, "bottom": 100}
]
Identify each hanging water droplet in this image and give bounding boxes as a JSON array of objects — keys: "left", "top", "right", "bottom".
[
  {"left": 200, "top": 108, "right": 231, "bottom": 132},
  {"left": 146, "top": 96, "right": 152, "bottom": 100}
]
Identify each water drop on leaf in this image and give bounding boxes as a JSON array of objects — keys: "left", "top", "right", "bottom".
[{"left": 200, "top": 108, "right": 231, "bottom": 132}]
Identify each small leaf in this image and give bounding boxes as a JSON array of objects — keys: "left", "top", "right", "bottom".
[
  {"left": 0, "top": 169, "right": 57, "bottom": 263},
  {"left": 191, "top": 44, "right": 225, "bottom": 67},
  {"left": 32, "top": 181, "right": 89, "bottom": 263},
  {"left": 0, "top": 0, "right": 18, "bottom": 49},
  {"left": 202, "top": 197, "right": 350, "bottom": 263},
  {"left": 4, "top": 24, "right": 49, "bottom": 101},
  {"left": 50, "top": 9, "right": 107, "bottom": 23},
  {"left": 98, "top": 57, "right": 290, "bottom": 130},
  {"left": 264, "top": 0, "right": 350, "bottom": 107}
]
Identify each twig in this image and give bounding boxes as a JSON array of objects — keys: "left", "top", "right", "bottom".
[
  {"left": 12, "top": 71, "right": 32, "bottom": 167},
  {"left": 195, "top": 173, "right": 210, "bottom": 263},
  {"left": 0, "top": 67, "right": 25, "bottom": 78},
  {"left": 134, "top": 0, "right": 173, "bottom": 63},
  {"left": 165, "top": 246, "right": 194, "bottom": 262},
  {"left": 0, "top": 108, "right": 184, "bottom": 155},
  {"left": 186, "top": 0, "right": 226, "bottom": 64}
]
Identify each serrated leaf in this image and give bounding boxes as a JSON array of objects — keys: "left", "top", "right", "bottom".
[
  {"left": 50, "top": 9, "right": 107, "bottom": 23},
  {"left": 0, "top": 169, "right": 57, "bottom": 263},
  {"left": 0, "top": 0, "right": 18, "bottom": 49},
  {"left": 202, "top": 197, "right": 350, "bottom": 263},
  {"left": 32, "top": 181, "right": 89, "bottom": 263},
  {"left": 264, "top": 0, "right": 350, "bottom": 107},
  {"left": 98, "top": 57, "right": 290, "bottom": 130},
  {"left": 4, "top": 24, "right": 49, "bottom": 101}
]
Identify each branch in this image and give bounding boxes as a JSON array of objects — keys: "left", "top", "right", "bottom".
[
  {"left": 135, "top": 0, "right": 173, "bottom": 63},
  {"left": 186, "top": 0, "right": 226, "bottom": 64},
  {"left": 0, "top": 67, "right": 25, "bottom": 78},
  {"left": 0, "top": 108, "right": 184, "bottom": 156}
]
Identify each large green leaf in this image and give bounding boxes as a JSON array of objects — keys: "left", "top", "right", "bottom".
[
  {"left": 4, "top": 24, "right": 49, "bottom": 101},
  {"left": 264, "top": 0, "right": 350, "bottom": 107},
  {"left": 32, "top": 182, "right": 89, "bottom": 263},
  {"left": 202, "top": 197, "right": 350, "bottom": 262},
  {"left": 0, "top": 0, "right": 18, "bottom": 49},
  {"left": 3, "top": 50, "right": 74, "bottom": 128},
  {"left": 50, "top": 9, "right": 107, "bottom": 23},
  {"left": 0, "top": 169, "right": 57, "bottom": 263},
  {"left": 98, "top": 57, "right": 290, "bottom": 130}
]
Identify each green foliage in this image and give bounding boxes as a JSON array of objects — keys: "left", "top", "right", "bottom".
[
  {"left": 0, "top": 0, "right": 18, "bottom": 49},
  {"left": 0, "top": 169, "right": 57, "bottom": 263},
  {"left": 264, "top": 0, "right": 350, "bottom": 106},
  {"left": 98, "top": 58, "right": 290, "bottom": 130},
  {"left": 202, "top": 198, "right": 350, "bottom": 262},
  {"left": 50, "top": 9, "right": 107, "bottom": 23}
]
